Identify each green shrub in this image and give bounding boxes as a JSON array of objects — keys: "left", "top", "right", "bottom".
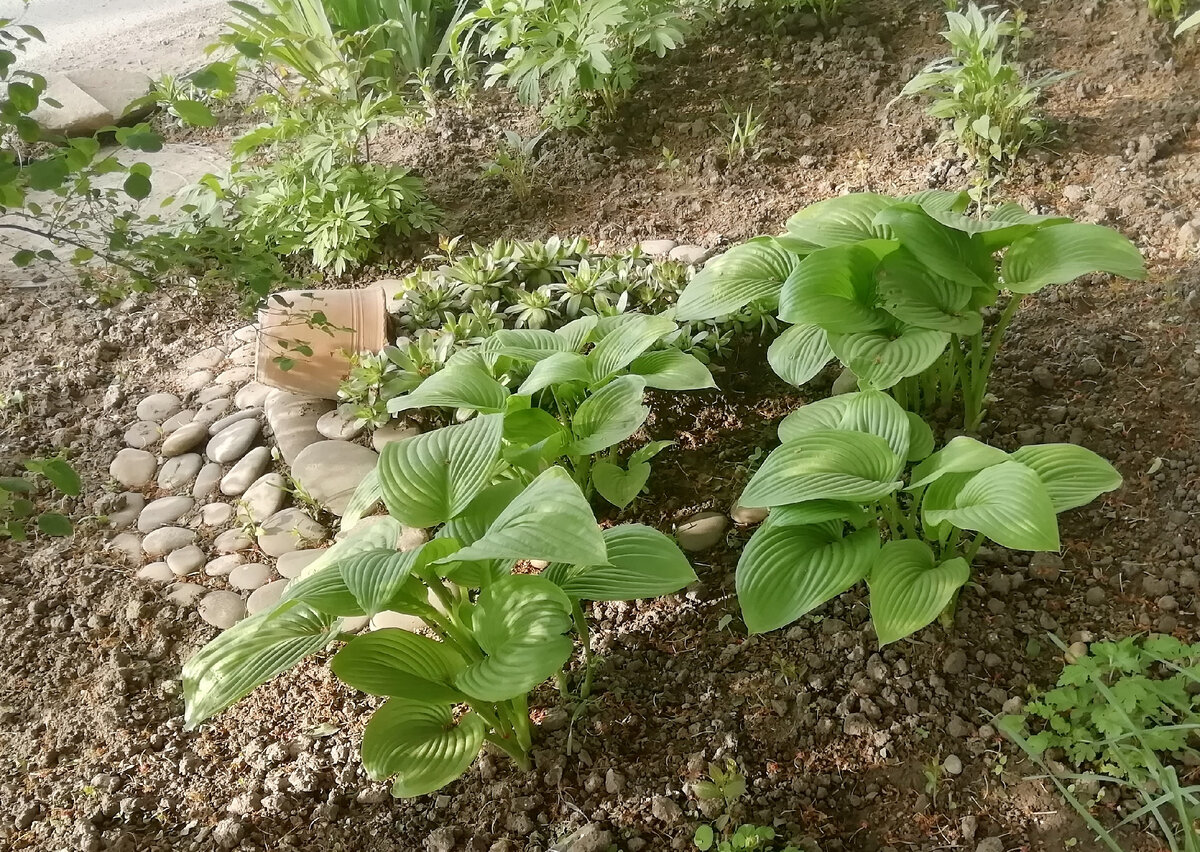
[
  {"left": 1, "top": 457, "right": 80, "bottom": 539},
  {"left": 674, "top": 191, "right": 1145, "bottom": 429}
]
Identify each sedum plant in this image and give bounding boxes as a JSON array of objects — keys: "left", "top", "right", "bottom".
[
  {"left": 674, "top": 191, "right": 1145, "bottom": 430},
  {"left": 183, "top": 423, "right": 696, "bottom": 797},
  {"left": 734, "top": 389, "right": 1120, "bottom": 645}
]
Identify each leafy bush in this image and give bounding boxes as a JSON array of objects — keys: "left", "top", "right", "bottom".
[
  {"left": 454, "top": 0, "right": 689, "bottom": 127},
  {"left": 674, "top": 191, "right": 1145, "bottom": 429},
  {"left": 0, "top": 457, "right": 80, "bottom": 539},
  {"left": 183, "top": 432, "right": 696, "bottom": 796},
  {"left": 733, "top": 389, "right": 1120, "bottom": 644},
  {"left": 899, "top": 3, "right": 1068, "bottom": 190}
]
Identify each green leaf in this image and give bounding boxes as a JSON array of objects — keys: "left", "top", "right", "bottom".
[
  {"left": 587, "top": 313, "right": 678, "bottom": 381},
  {"left": 874, "top": 247, "right": 982, "bottom": 335},
  {"left": 927, "top": 203, "right": 1070, "bottom": 250},
  {"left": 482, "top": 328, "right": 569, "bottom": 362},
  {"left": 695, "top": 825, "right": 715, "bottom": 851},
  {"left": 767, "top": 500, "right": 871, "bottom": 528},
  {"left": 629, "top": 439, "right": 674, "bottom": 466},
  {"left": 331, "top": 629, "right": 467, "bottom": 702},
  {"left": 448, "top": 467, "right": 608, "bottom": 566},
  {"left": 360, "top": 699, "right": 485, "bottom": 798},
  {"left": 777, "top": 243, "right": 892, "bottom": 332},
  {"left": 183, "top": 601, "right": 338, "bottom": 727},
  {"left": 377, "top": 413, "right": 504, "bottom": 529},
  {"left": 36, "top": 513, "right": 72, "bottom": 536},
  {"left": 784, "top": 193, "right": 897, "bottom": 246},
  {"left": 873, "top": 204, "right": 990, "bottom": 288},
  {"left": 827, "top": 327, "right": 951, "bottom": 390},
  {"left": 545, "top": 524, "right": 696, "bottom": 600},
  {"left": 1002, "top": 223, "right": 1145, "bottom": 294},
  {"left": 905, "top": 412, "right": 935, "bottom": 462},
  {"left": 387, "top": 364, "right": 510, "bottom": 414},
  {"left": 12, "top": 249, "right": 35, "bottom": 267},
  {"left": 454, "top": 574, "right": 574, "bottom": 701},
  {"left": 767, "top": 323, "right": 834, "bottom": 387},
  {"left": 288, "top": 516, "right": 406, "bottom": 584},
  {"left": 27, "top": 157, "right": 68, "bottom": 191},
  {"left": 924, "top": 461, "right": 1060, "bottom": 551},
  {"left": 501, "top": 407, "right": 570, "bottom": 472},
  {"left": 7, "top": 81, "right": 38, "bottom": 113},
  {"left": 739, "top": 429, "right": 903, "bottom": 508},
  {"left": 1010, "top": 444, "right": 1122, "bottom": 513},
  {"left": 568, "top": 375, "right": 649, "bottom": 456},
  {"left": 591, "top": 459, "right": 650, "bottom": 509},
  {"left": 340, "top": 467, "right": 381, "bottom": 531},
  {"left": 675, "top": 237, "right": 799, "bottom": 320},
  {"left": 777, "top": 391, "right": 910, "bottom": 459},
  {"left": 736, "top": 524, "right": 880, "bottom": 633},
  {"left": 33, "top": 457, "right": 81, "bottom": 496},
  {"left": 191, "top": 60, "right": 237, "bottom": 91},
  {"left": 868, "top": 540, "right": 970, "bottom": 645},
  {"left": 435, "top": 479, "right": 523, "bottom": 586},
  {"left": 171, "top": 99, "right": 217, "bottom": 127},
  {"left": 629, "top": 349, "right": 716, "bottom": 390},
  {"left": 123, "top": 172, "right": 152, "bottom": 200},
  {"left": 115, "top": 126, "right": 163, "bottom": 152},
  {"left": 0, "top": 476, "right": 32, "bottom": 494},
  {"left": 909, "top": 435, "right": 1011, "bottom": 488},
  {"left": 341, "top": 541, "right": 460, "bottom": 618},
  {"left": 554, "top": 316, "right": 599, "bottom": 351},
  {"left": 516, "top": 352, "right": 591, "bottom": 395}
]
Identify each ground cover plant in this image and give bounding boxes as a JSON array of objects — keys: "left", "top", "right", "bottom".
[
  {"left": 0, "top": 456, "right": 79, "bottom": 539},
  {"left": 674, "top": 190, "right": 1145, "bottom": 429}
]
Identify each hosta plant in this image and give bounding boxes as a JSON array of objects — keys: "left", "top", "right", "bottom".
[
  {"left": 734, "top": 389, "right": 1121, "bottom": 645},
  {"left": 674, "top": 191, "right": 1145, "bottom": 429},
  {"left": 383, "top": 312, "right": 716, "bottom": 507},
  {"left": 183, "top": 424, "right": 696, "bottom": 797}
]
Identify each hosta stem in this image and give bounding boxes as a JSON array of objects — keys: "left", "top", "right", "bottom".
[
  {"left": 962, "top": 294, "right": 1024, "bottom": 431},
  {"left": 483, "top": 731, "right": 531, "bottom": 772},
  {"left": 571, "top": 598, "right": 595, "bottom": 700}
]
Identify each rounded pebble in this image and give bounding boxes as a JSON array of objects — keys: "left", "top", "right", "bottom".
[
  {"left": 276, "top": 548, "right": 326, "bottom": 579},
  {"left": 213, "top": 528, "right": 254, "bottom": 553},
  {"left": 215, "top": 366, "right": 255, "bottom": 386},
  {"left": 317, "top": 409, "right": 367, "bottom": 441},
  {"left": 234, "top": 382, "right": 272, "bottom": 410},
  {"left": 247, "top": 579, "right": 289, "bottom": 615},
  {"left": 675, "top": 511, "right": 729, "bottom": 551},
  {"left": 162, "top": 421, "right": 210, "bottom": 457},
  {"left": 228, "top": 562, "right": 272, "bottom": 591},
  {"left": 192, "top": 462, "right": 224, "bottom": 500},
  {"left": 142, "top": 526, "right": 197, "bottom": 556},
  {"left": 183, "top": 345, "right": 227, "bottom": 373},
  {"left": 168, "top": 583, "right": 207, "bottom": 606},
  {"left": 161, "top": 409, "right": 196, "bottom": 434},
  {"left": 206, "top": 418, "right": 261, "bottom": 464},
  {"left": 135, "top": 562, "right": 174, "bottom": 584},
  {"left": 158, "top": 454, "right": 203, "bottom": 491},
  {"left": 205, "top": 554, "right": 244, "bottom": 576},
  {"left": 220, "top": 446, "right": 271, "bottom": 496},
  {"left": 239, "top": 473, "right": 287, "bottom": 524},
  {"left": 198, "top": 591, "right": 246, "bottom": 629},
  {"left": 201, "top": 502, "right": 235, "bottom": 526},
  {"left": 193, "top": 398, "right": 233, "bottom": 425},
  {"left": 136, "top": 392, "right": 183, "bottom": 423},
  {"left": 181, "top": 370, "right": 214, "bottom": 394},
  {"left": 137, "top": 496, "right": 195, "bottom": 533},
  {"left": 124, "top": 421, "right": 160, "bottom": 450},
  {"left": 257, "top": 508, "right": 325, "bottom": 557},
  {"left": 109, "top": 448, "right": 156, "bottom": 488},
  {"left": 208, "top": 407, "right": 261, "bottom": 437},
  {"left": 196, "top": 385, "right": 232, "bottom": 404},
  {"left": 166, "top": 545, "right": 207, "bottom": 577},
  {"left": 372, "top": 420, "right": 420, "bottom": 451}
]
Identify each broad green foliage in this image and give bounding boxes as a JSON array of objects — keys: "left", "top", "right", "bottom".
[
  {"left": 694, "top": 823, "right": 799, "bottom": 852},
  {"left": 676, "top": 191, "right": 1145, "bottom": 429},
  {"left": 899, "top": 4, "right": 1069, "bottom": 189},
  {"left": 183, "top": 446, "right": 696, "bottom": 797},
  {"left": 454, "top": 0, "right": 688, "bottom": 127},
  {"left": 734, "top": 390, "right": 1121, "bottom": 644},
  {"left": 0, "top": 457, "right": 80, "bottom": 539},
  {"left": 382, "top": 313, "right": 715, "bottom": 508}
]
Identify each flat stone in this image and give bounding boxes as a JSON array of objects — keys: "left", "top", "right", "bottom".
[
  {"left": 192, "top": 462, "right": 223, "bottom": 500},
  {"left": 206, "top": 554, "right": 244, "bottom": 576},
  {"left": 208, "top": 407, "right": 261, "bottom": 436},
  {"left": 167, "top": 582, "right": 207, "bottom": 607},
  {"left": 206, "top": 418, "right": 261, "bottom": 464},
  {"left": 292, "top": 440, "right": 379, "bottom": 516},
  {"left": 228, "top": 561, "right": 272, "bottom": 591},
  {"left": 227, "top": 343, "right": 255, "bottom": 367},
  {"left": 264, "top": 390, "right": 333, "bottom": 464},
  {"left": 193, "top": 398, "right": 232, "bottom": 425},
  {"left": 215, "top": 366, "right": 256, "bottom": 386},
  {"left": 220, "top": 447, "right": 271, "bottom": 496},
  {"left": 342, "top": 616, "right": 370, "bottom": 633},
  {"left": 234, "top": 382, "right": 272, "bottom": 410},
  {"left": 317, "top": 409, "right": 366, "bottom": 441},
  {"left": 196, "top": 385, "right": 232, "bottom": 404},
  {"left": 161, "top": 421, "right": 209, "bottom": 457},
  {"left": 639, "top": 239, "right": 677, "bottom": 255},
  {"left": 183, "top": 345, "right": 227, "bottom": 373},
  {"left": 135, "top": 562, "right": 174, "bottom": 584},
  {"left": 162, "top": 409, "right": 196, "bottom": 434},
  {"left": 247, "top": 579, "right": 289, "bottom": 615},
  {"left": 371, "top": 610, "right": 424, "bottom": 632},
  {"left": 166, "top": 545, "right": 206, "bottom": 577},
  {"left": 106, "top": 492, "right": 145, "bottom": 529},
  {"left": 676, "top": 511, "right": 729, "bottom": 551},
  {"left": 137, "top": 496, "right": 195, "bottom": 533},
  {"left": 276, "top": 548, "right": 326, "bottom": 579},
  {"left": 107, "top": 532, "right": 143, "bottom": 564},
  {"left": 198, "top": 591, "right": 246, "bottom": 629},
  {"left": 730, "top": 501, "right": 769, "bottom": 525},
  {"left": 110, "top": 448, "right": 156, "bottom": 487},
  {"left": 32, "top": 74, "right": 110, "bottom": 136},
  {"left": 142, "top": 526, "right": 196, "bottom": 556},
  {"left": 201, "top": 502, "right": 235, "bottom": 526},
  {"left": 239, "top": 473, "right": 286, "bottom": 524},
  {"left": 231, "top": 324, "right": 258, "bottom": 344},
  {"left": 124, "top": 421, "right": 160, "bottom": 450},
  {"left": 214, "top": 528, "right": 254, "bottom": 553},
  {"left": 136, "top": 392, "right": 182, "bottom": 423},
  {"left": 158, "top": 454, "right": 203, "bottom": 491},
  {"left": 257, "top": 508, "right": 325, "bottom": 557},
  {"left": 372, "top": 421, "right": 420, "bottom": 451},
  {"left": 181, "top": 370, "right": 214, "bottom": 394},
  {"left": 669, "top": 244, "right": 707, "bottom": 265},
  {"left": 67, "top": 68, "right": 153, "bottom": 122}
]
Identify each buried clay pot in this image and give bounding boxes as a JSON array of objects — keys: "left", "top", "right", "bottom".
[{"left": 255, "top": 288, "right": 387, "bottom": 400}]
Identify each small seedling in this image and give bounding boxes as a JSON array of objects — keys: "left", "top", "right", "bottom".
[
  {"left": 721, "top": 103, "right": 764, "bottom": 161},
  {"left": 481, "top": 130, "right": 545, "bottom": 203}
]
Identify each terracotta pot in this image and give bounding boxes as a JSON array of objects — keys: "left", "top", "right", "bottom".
[{"left": 255, "top": 288, "right": 387, "bottom": 400}]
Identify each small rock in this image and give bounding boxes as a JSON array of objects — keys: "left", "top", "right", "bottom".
[
  {"left": 206, "top": 554, "right": 244, "bottom": 576},
  {"left": 943, "top": 754, "right": 963, "bottom": 775},
  {"left": 183, "top": 346, "right": 226, "bottom": 373},
  {"left": 1080, "top": 356, "right": 1103, "bottom": 377},
  {"left": 110, "top": 448, "right": 156, "bottom": 487},
  {"left": 371, "top": 420, "right": 420, "bottom": 451},
  {"left": 143, "top": 526, "right": 197, "bottom": 556},
  {"left": 106, "top": 491, "right": 145, "bottom": 528},
  {"left": 639, "top": 239, "right": 676, "bottom": 255},
  {"left": 317, "top": 409, "right": 366, "bottom": 441},
  {"left": 1085, "top": 586, "right": 1106, "bottom": 605},
  {"left": 247, "top": 579, "right": 288, "bottom": 614},
  {"left": 161, "top": 421, "right": 209, "bottom": 457},
  {"left": 166, "top": 545, "right": 206, "bottom": 577},
  {"left": 1029, "top": 552, "right": 1063, "bottom": 582},
  {"left": 124, "top": 421, "right": 160, "bottom": 449},
  {"left": 561, "top": 824, "right": 612, "bottom": 852},
  {"left": 291, "top": 441, "right": 379, "bottom": 516},
  {"left": 208, "top": 407, "right": 261, "bottom": 437},
  {"left": 730, "top": 501, "right": 768, "bottom": 525},
  {"left": 239, "top": 473, "right": 287, "bottom": 524},
  {"left": 650, "top": 796, "right": 682, "bottom": 824},
  {"left": 277, "top": 548, "right": 326, "bottom": 579},
  {"left": 136, "top": 562, "right": 174, "bottom": 584},
  {"left": 196, "top": 384, "right": 232, "bottom": 404},
  {"left": 264, "top": 390, "right": 332, "bottom": 464},
  {"left": 167, "top": 582, "right": 206, "bottom": 606},
  {"left": 206, "top": 418, "right": 261, "bottom": 464},
  {"left": 193, "top": 397, "right": 233, "bottom": 425},
  {"left": 220, "top": 446, "right": 271, "bottom": 496},
  {"left": 213, "top": 528, "right": 254, "bottom": 553},
  {"left": 371, "top": 610, "right": 424, "bottom": 632},
  {"left": 199, "top": 591, "right": 247, "bottom": 629},
  {"left": 193, "top": 462, "right": 223, "bottom": 500},
  {"left": 232, "top": 324, "right": 258, "bottom": 344},
  {"left": 675, "top": 511, "right": 728, "bottom": 551},
  {"left": 426, "top": 826, "right": 456, "bottom": 852},
  {"left": 137, "top": 496, "right": 195, "bottom": 533},
  {"left": 215, "top": 366, "right": 256, "bottom": 386},
  {"left": 943, "top": 650, "right": 967, "bottom": 675},
  {"left": 229, "top": 561, "right": 272, "bottom": 591},
  {"left": 136, "top": 392, "right": 183, "bottom": 423},
  {"left": 181, "top": 370, "right": 214, "bottom": 394},
  {"left": 202, "top": 502, "right": 235, "bottom": 526},
  {"left": 213, "top": 816, "right": 245, "bottom": 849},
  {"left": 668, "top": 244, "right": 707, "bottom": 265},
  {"left": 107, "top": 532, "right": 143, "bottom": 563},
  {"left": 1065, "top": 641, "right": 1089, "bottom": 663},
  {"left": 1062, "top": 184, "right": 1088, "bottom": 203},
  {"left": 157, "top": 454, "right": 203, "bottom": 491},
  {"left": 257, "top": 508, "right": 325, "bottom": 557},
  {"left": 976, "top": 839, "right": 1004, "bottom": 852},
  {"left": 162, "top": 409, "right": 196, "bottom": 434},
  {"left": 234, "top": 382, "right": 272, "bottom": 410}
]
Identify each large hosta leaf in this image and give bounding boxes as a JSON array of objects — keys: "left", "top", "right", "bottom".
[
  {"left": 909, "top": 435, "right": 1011, "bottom": 488},
  {"left": 1002, "top": 223, "right": 1146, "bottom": 294},
  {"left": 340, "top": 467, "right": 382, "bottom": 532},
  {"left": 874, "top": 247, "right": 982, "bottom": 334},
  {"left": 768, "top": 500, "right": 872, "bottom": 528},
  {"left": 873, "top": 204, "right": 990, "bottom": 288},
  {"left": 784, "top": 193, "right": 897, "bottom": 246},
  {"left": 629, "top": 348, "right": 716, "bottom": 390},
  {"left": 183, "top": 601, "right": 337, "bottom": 727},
  {"left": 906, "top": 412, "right": 935, "bottom": 462},
  {"left": 517, "top": 352, "right": 592, "bottom": 395},
  {"left": 482, "top": 329, "right": 570, "bottom": 363},
  {"left": 341, "top": 539, "right": 460, "bottom": 617},
  {"left": 436, "top": 480, "right": 523, "bottom": 586},
  {"left": 448, "top": 467, "right": 608, "bottom": 566},
  {"left": 828, "top": 327, "right": 951, "bottom": 390},
  {"left": 777, "top": 395, "right": 853, "bottom": 442},
  {"left": 587, "top": 313, "right": 677, "bottom": 381},
  {"left": 901, "top": 189, "right": 970, "bottom": 214},
  {"left": 378, "top": 413, "right": 504, "bottom": 529},
  {"left": 554, "top": 316, "right": 599, "bottom": 352},
  {"left": 767, "top": 323, "right": 834, "bottom": 387},
  {"left": 868, "top": 540, "right": 970, "bottom": 645},
  {"left": 928, "top": 203, "right": 1070, "bottom": 251},
  {"left": 568, "top": 375, "right": 649, "bottom": 456},
  {"left": 545, "top": 524, "right": 696, "bottom": 600},
  {"left": 591, "top": 459, "right": 651, "bottom": 509},
  {"left": 332, "top": 629, "right": 467, "bottom": 703},
  {"left": 923, "top": 461, "right": 1060, "bottom": 551},
  {"left": 387, "top": 364, "right": 510, "bottom": 414},
  {"left": 675, "top": 237, "right": 798, "bottom": 320},
  {"left": 453, "top": 575, "right": 574, "bottom": 701},
  {"left": 739, "top": 429, "right": 903, "bottom": 508},
  {"left": 736, "top": 524, "right": 879, "bottom": 633},
  {"left": 777, "top": 243, "right": 892, "bottom": 332},
  {"left": 361, "top": 699, "right": 486, "bottom": 798},
  {"left": 778, "top": 391, "right": 911, "bottom": 460},
  {"left": 1010, "top": 444, "right": 1122, "bottom": 512}
]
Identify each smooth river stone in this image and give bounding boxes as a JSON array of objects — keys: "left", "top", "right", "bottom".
[
  {"left": 182, "top": 345, "right": 226, "bottom": 373},
  {"left": 109, "top": 448, "right": 156, "bottom": 488},
  {"left": 193, "top": 397, "right": 232, "bottom": 425},
  {"left": 227, "top": 343, "right": 255, "bottom": 367},
  {"left": 231, "top": 324, "right": 257, "bottom": 344},
  {"left": 201, "top": 502, "right": 235, "bottom": 526},
  {"left": 276, "top": 548, "right": 326, "bottom": 579},
  {"left": 161, "top": 409, "right": 196, "bottom": 434},
  {"left": 675, "top": 511, "right": 729, "bottom": 552},
  {"left": 228, "top": 561, "right": 272, "bottom": 591},
  {"left": 234, "top": 382, "right": 272, "bottom": 410},
  {"left": 208, "top": 407, "right": 260, "bottom": 437},
  {"left": 239, "top": 473, "right": 286, "bottom": 524},
  {"left": 198, "top": 591, "right": 245, "bottom": 629},
  {"left": 158, "top": 453, "right": 203, "bottom": 491},
  {"left": 123, "top": 421, "right": 160, "bottom": 450},
  {"left": 161, "top": 421, "right": 209, "bottom": 457},
  {"left": 247, "top": 579, "right": 288, "bottom": 615},
  {"left": 106, "top": 492, "right": 144, "bottom": 529},
  {"left": 195, "top": 384, "right": 232, "bottom": 405},
  {"left": 206, "top": 418, "right": 260, "bottom": 464},
  {"left": 107, "top": 532, "right": 143, "bottom": 564},
  {"left": 205, "top": 553, "right": 244, "bottom": 576},
  {"left": 192, "top": 462, "right": 223, "bottom": 500},
  {"left": 371, "top": 420, "right": 420, "bottom": 452},
  {"left": 135, "top": 562, "right": 174, "bottom": 584},
  {"left": 317, "top": 409, "right": 366, "bottom": 441},
  {"left": 214, "top": 366, "right": 255, "bottom": 386},
  {"left": 213, "top": 528, "right": 254, "bottom": 553},
  {"left": 136, "top": 392, "right": 182, "bottom": 423},
  {"left": 220, "top": 446, "right": 271, "bottom": 496},
  {"left": 167, "top": 583, "right": 206, "bottom": 606},
  {"left": 291, "top": 440, "right": 379, "bottom": 517},
  {"left": 142, "top": 526, "right": 196, "bottom": 556},
  {"left": 166, "top": 545, "right": 206, "bottom": 577},
  {"left": 256, "top": 508, "right": 325, "bottom": 557},
  {"left": 181, "top": 370, "right": 214, "bottom": 394},
  {"left": 137, "top": 496, "right": 195, "bottom": 533},
  {"left": 263, "top": 390, "right": 332, "bottom": 465}
]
